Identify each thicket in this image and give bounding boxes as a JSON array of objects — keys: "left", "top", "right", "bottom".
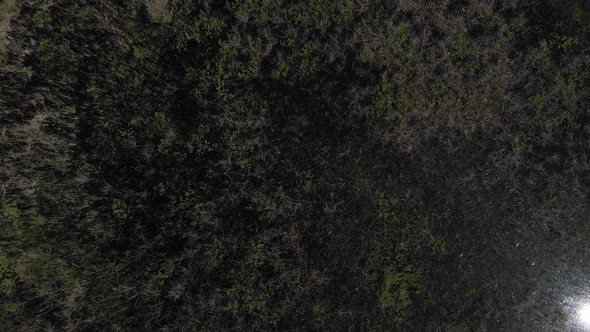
[{"left": 1, "top": 0, "right": 589, "bottom": 330}]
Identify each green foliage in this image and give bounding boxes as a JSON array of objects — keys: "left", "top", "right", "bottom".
[
  {"left": 431, "top": 237, "right": 447, "bottom": 255},
  {"left": 466, "top": 287, "right": 478, "bottom": 297},
  {"left": 379, "top": 265, "right": 424, "bottom": 321},
  {"left": 111, "top": 200, "right": 128, "bottom": 220},
  {"left": 1, "top": 0, "right": 589, "bottom": 330},
  {"left": 32, "top": 5, "right": 51, "bottom": 28},
  {"left": 133, "top": 46, "right": 147, "bottom": 59},
  {"left": 0, "top": 253, "right": 15, "bottom": 296},
  {"left": 376, "top": 192, "right": 399, "bottom": 225},
  {"left": 498, "top": 21, "right": 518, "bottom": 44},
  {"left": 0, "top": 0, "right": 18, "bottom": 57},
  {"left": 1, "top": 200, "right": 20, "bottom": 222},
  {"left": 529, "top": 95, "right": 544, "bottom": 106},
  {"left": 559, "top": 69, "right": 581, "bottom": 92},
  {"left": 551, "top": 33, "right": 578, "bottom": 49}
]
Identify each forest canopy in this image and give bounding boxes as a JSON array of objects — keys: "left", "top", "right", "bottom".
[{"left": 1, "top": 0, "right": 589, "bottom": 330}]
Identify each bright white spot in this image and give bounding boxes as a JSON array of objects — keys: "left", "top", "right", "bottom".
[{"left": 578, "top": 303, "right": 590, "bottom": 326}]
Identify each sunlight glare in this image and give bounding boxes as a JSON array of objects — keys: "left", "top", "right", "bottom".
[{"left": 579, "top": 303, "right": 590, "bottom": 326}]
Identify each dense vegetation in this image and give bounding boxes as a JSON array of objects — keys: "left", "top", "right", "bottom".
[{"left": 1, "top": 0, "right": 589, "bottom": 330}]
